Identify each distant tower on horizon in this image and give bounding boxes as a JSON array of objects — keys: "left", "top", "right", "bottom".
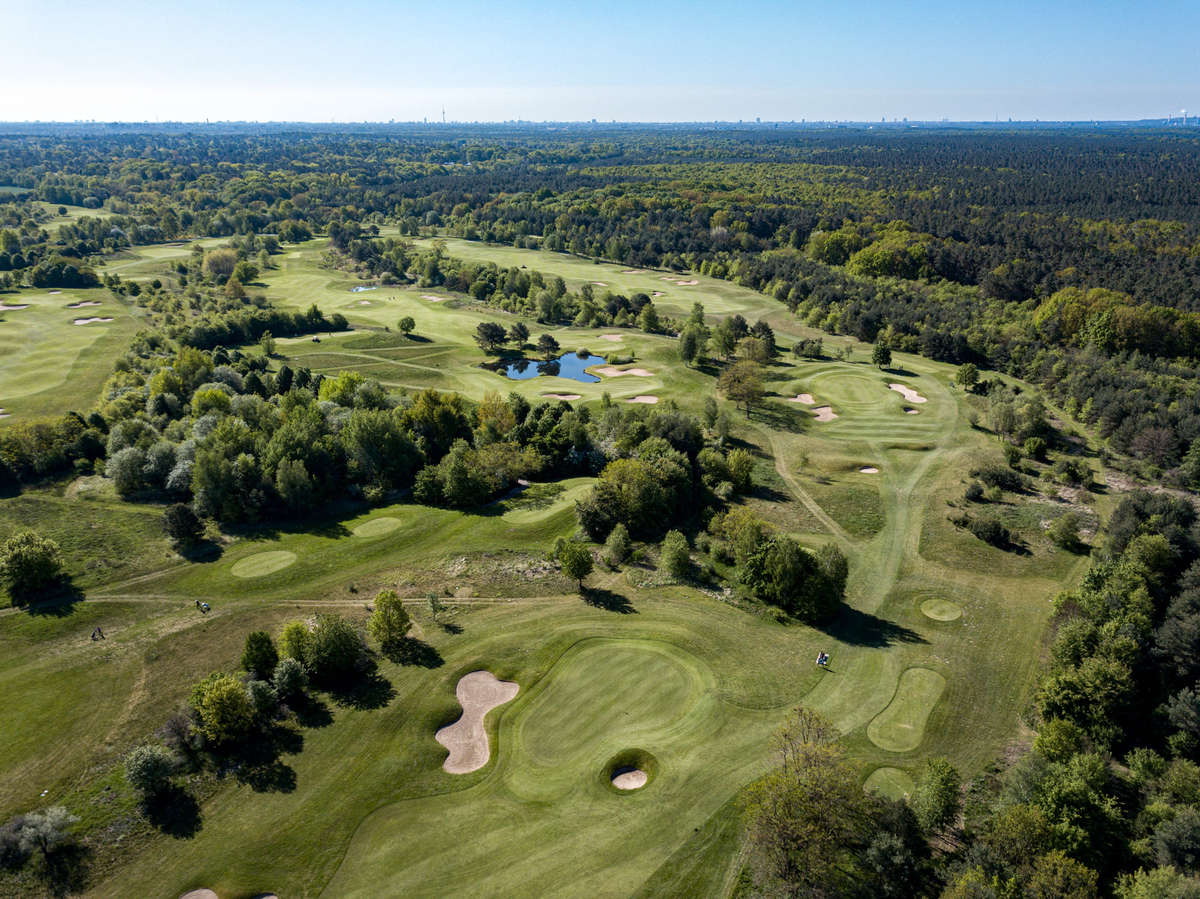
[{"left": 442, "top": 107, "right": 446, "bottom": 125}]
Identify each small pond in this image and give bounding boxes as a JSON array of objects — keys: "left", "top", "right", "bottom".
[
  {"left": 496, "top": 352, "right": 606, "bottom": 383},
  {"left": 350, "top": 285, "right": 377, "bottom": 293}
]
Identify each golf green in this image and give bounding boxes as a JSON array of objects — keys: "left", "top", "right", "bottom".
[
  {"left": 863, "top": 766, "right": 915, "bottom": 799},
  {"left": 920, "top": 598, "right": 963, "bottom": 621},
  {"left": 866, "top": 668, "right": 947, "bottom": 753},
  {"left": 230, "top": 551, "right": 298, "bottom": 579},
  {"left": 352, "top": 517, "right": 403, "bottom": 538}
]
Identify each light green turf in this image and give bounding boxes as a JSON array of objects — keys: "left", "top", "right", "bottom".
[
  {"left": 864, "top": 766, "right": 915, "bottom": 799},
  {"left": 230, "top": 550, "right": 298, "bottom": 578},
  {"left": 921, "top": 599, "right": 964, "bottom": 621},
  {"left": 867, "top": 668, "right": 948, "bottom": 753},
  {"left": 351, "top": 517, "right": 403, "bottom": 538},
  {"left": 0, "top": 289, "right": 143, "bottom": 422}
]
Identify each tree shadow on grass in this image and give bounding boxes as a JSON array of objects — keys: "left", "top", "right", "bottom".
[
  {"left": 142, "top": 785, "right": 203, "bottom": 838},
  {"left": 21, "top": 580, "right": 84, "bottom": 617},
  {"left": 327, "top": 669, "right": 398, "bottom": 710},
  {"left": 821, "top": 606, "right": 927, "bottom": 648},
  {"left": 177, "top": 539, "right": 223, "bottom": 563},
  {"left": 38, "top": 842, "right": 92, "bottom": 897},
  {"left": 582, "top": 587, "right": 636, "bottom": 614},
  {"left": 236, "top": 759, "right": 297, "bottom": 794},
  {"left": 290, "top": 694, "right": 333, "bottom": 729},
  {"left": 382, "top": 636, "right": 444, "bottom": 669}
]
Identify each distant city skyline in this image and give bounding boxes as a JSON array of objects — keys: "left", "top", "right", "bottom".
[{"left": 4, "top": 0, "right": 1197, "bottom": 123}]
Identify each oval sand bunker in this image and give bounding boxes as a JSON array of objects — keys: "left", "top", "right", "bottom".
[
  {"left": 353, "top": 517, "right": 402, "bottom": 538},
  {"left": 921, "top": 598, "right": 963, "bottom": 621},
  {"left": 860, "top": 467, "right": 879, "bottom": 474},
  {"left": 231, "top": 550, "right": 297, "bottom": 578},
  {"left": 811, "top": 405, "right": 838, "bottom": 422},
  {"left": 789, "top": 393, "right": 815, "bottom": 404},
  {"left": 611, "top": 767, "right": 648, "bottom": 790},
  {"left": 437, "top": 671, "right": 519, "bottom": 774},
  {"left": 889, "top": 383, "right": 927, "bottom": 404}
]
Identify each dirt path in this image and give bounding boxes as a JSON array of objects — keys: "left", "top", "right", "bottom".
[{"left": 764, "top": 431, "right": 853, "bottom": 547}]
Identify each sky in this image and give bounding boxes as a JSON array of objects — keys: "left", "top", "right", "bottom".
[{"left": 3, "top": 0, "right": 1198, "bottom": 123}]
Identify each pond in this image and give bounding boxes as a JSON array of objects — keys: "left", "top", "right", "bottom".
[
  {"left": 350, "top": 285, "right": 377, "bottom": 293},
  {"left": 496, "top": 352, "right": 606, "bottom": 383}
]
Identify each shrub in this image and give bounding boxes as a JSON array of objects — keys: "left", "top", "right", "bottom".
[
  {"left": 969, "top": 516, "right": 1012, "bottom": 547},
  {"left": 190, "top": 673, "right": 254, "bottom": 744},
  {"left": 306, "top": 614, "right": 367, "bottom": 683},
  {"left": 660, "top": 530, "right": 691, "bottom": 578},
  {"left": 1048, "top": 513, "right": 1082, "bottom": 550},
  {"left": 557, "top": 540, "right": 593, "bottom": 590},
  {"left": 971, "top": 462, "right": 1030, "bottom": 492},
  {"left": 367, "top": 589, "right": 412, "bottom": 648},
  {"left": 107, "top": 445, "right": 147, "bottom": 496},
  {"left": 0, "top": 531, "right": 64, "bottom": 599},
  {"left": 964, "top": 482, "right": 985, "bottom": 502},
  {"left": 246, "top": 679, "right": 278, "bottom": 718},
  {"left": 163, "top": 503, "right": 203, "bottom": 544},
  {"left": 604, "top": 523, "right": 632, "bottom": 565},
  {"left": 242, "top": 631, "right": 279, "bottom": 679},
  {"left": 280, "top": 620, "right": 312, "bottom": 665},
  {"left": 272, "top": 657, "right": 308, "bottom": 700},
  {"left": 123, "top": 744, "right": 176, "bottom": 797}
]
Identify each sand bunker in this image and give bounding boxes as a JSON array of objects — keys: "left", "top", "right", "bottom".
[
  {"left": 788, "top": 393, "right": 815, "bottom": 404},
  {"left": 0, "top": 409, "right": 8, "bottom": 419},
  {"left": 622, "top": 269, "right": 646, "bottom": 274},
  {"left": 591, "top": 281, "right": 608, "bottom": 287},
  {"left": 921, "top": 599, "right": 963, "bottom": 621},
  {"left": 904, "top": 407, "right": 920, "bottom": 415},
  {"left": 542, "top": 392, "right": 582, "bottom": 400},
  {"left": 73, "top": 317, "right": 113, "bottom": 325},
  {"left": 0, "top": 303, "right": 29, "bottom": 311},
  {"left": 358, "top": 300, "right": 372, "bottom": 305},
  {"left": 421, "top": 294, "right": 446, "bottom": 302},
  {"left": 652, "top": 291, "right": 665, "bottom": 297},
  {"left": 599, "top": 334, "right": 624, "bottom": 342},
  {"left": 889, "top": 383, "right": 927, "bottom": 404},
  {"left": 860, "top": 467, "right": 879, "bottom": 474},
  {"left": 612, "top": 768, "right": 648, "bottom": 790},
  {"left": 674, "top": 279, "right": 699, "bottom": 286},
  {"left": 66, "top": 300, "right": 101, "bottom": 308},
  {"left": 626, "top": 395, "right": 659, "bottom": 404},
  {"left": 594, "top": 366, "right": 653, "bottom": 378},
  {"left": 352, "top": 517, "right": 402, "bottom": 538},
  {"left": 811, "top": 405, "right": 838, "bottom": 422},
  {"left": 48, "top": 289, "right": 62, "bottom": 295},
  {"left": 180, "top": 891, "right": 219, "bottom": 899},
  {"left": 436, "top": 671, "right": 519, "bottom": 774}
]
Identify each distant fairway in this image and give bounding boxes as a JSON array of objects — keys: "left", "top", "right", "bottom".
[{"left": 0, "top": 290, "right": 141, "bottom": 422}]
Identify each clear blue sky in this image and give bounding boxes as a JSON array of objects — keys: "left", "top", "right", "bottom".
[{"left": 4, "top": 0, "right": 1198, "bottom": 122}]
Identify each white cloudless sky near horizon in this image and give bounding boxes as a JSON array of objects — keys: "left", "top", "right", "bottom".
[{"left": 3, "top": 0, "right": 1198, "bottom": 121}]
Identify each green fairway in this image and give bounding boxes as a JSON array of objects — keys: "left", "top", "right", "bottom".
[
  {"left": 0, "top": 234, "right": 1097, "bottom": 898},
  {"left": 0, "top": 289, "right": 143, "bottom": 422}
]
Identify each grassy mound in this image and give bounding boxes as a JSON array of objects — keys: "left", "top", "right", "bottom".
[
  {"left": 920, "top": 598, "right": 963, "bottom": 621},
  {"left": 352, "top": 517, "right": 403, "bottom": 538}
]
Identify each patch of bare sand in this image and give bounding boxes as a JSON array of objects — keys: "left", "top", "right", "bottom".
[
  {"left": 594, "top": 366, "right": 653, "bottom": 378},
  {"left": 180, "top": 891, "right": 219, "bottom": 899},
  {"left": 599, "top": 334, "right": 624, "bottom": 342},
  {"left": 622, "top": 269, "right": 646, "bottom": 274},
  {"left": 889, "top": 383, "right": 927, "bottom": 404},
  {"left": 66, "top": 300, "right": 101, "bottom": 308},
  {"left": 612, "top": 768, "right": 648, "bottom": 789},
  {"left": 436, "top": 671, "right": 519, "bottom": 774},
  {"left": 0, "top": 409, "right": 8, "bottom": 419},
  {"left": 860, "top": 467, "right": 879, "bottom": 474},
  {"left": 542, "top": 393, "right": 582, "bottom": 401},
  {"left": 73, "top": 317, "right": 113, "bottom": 325},
  {"left": 358, "top": 300, "right": 372, "bottom": 305},
  {"left": 421, "top": 294, "right": 446, "bottom": 302},
  {"left": 811, "top": 405, "right": 838, "bottom": 422},
  {"left": 904, "top": 407, "right": 920, "bottom": 414},
  {"left": 591, "top": 281, "right": 608, "bottom": 287},
  {"left": 627, "top": 395, "right": 658, "bottom": 404},
  {"left": 0, "top": 303, "right": 29, "bottom": 311},
  {"left": 48, "top": 289, "right": 62, "bottom": 294},
  {"left": 788, "top": 393, "right": 815, "bottom": 404},
  {"left": 675, "top": 279, "right": 699, "bottom": 286},
  {"left": 652, "top": 291, "right": 665, "bottom": 297}
]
